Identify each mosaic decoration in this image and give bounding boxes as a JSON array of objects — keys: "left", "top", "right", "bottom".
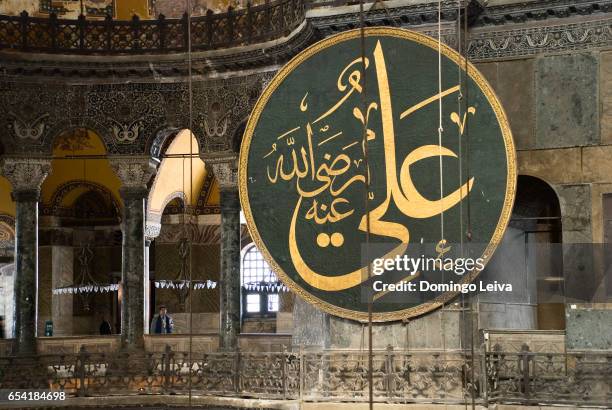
[{"left": 39, "top": 0, "right": 114, "bottom": 17}]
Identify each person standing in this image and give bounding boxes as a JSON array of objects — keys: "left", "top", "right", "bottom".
[
  {"left": 150, "top": 305, "right": 174, "bottom": 334},
  {"left": 99, "top": 315, "right": 112, "bottom": 335}
]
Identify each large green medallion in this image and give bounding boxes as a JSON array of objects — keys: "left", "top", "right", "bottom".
[{"left": 239, "top": 28, "right": 516, "bottom": 321}]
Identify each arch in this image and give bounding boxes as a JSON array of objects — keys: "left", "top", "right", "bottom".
[
  {"left": 512, "top": 175, "right": 564, "bottom": 330},
  {"left": 161, "top": 193, "right": 186, "bottom": 215},
  {"left": 48, "top": 123, "right": 112, "bottom": 155},
  {"left": 71, "top": 189, "right": 120, "bottom": 224},
  {"left": 147, "top": 130, "right": 207, "bottom": 223},
  {"left": 0, "top": 214, "right": 15, "bottom": 247},
  {"left": 45, "top": 180, "right": 121, "bottom": 220},
  {"left": 148, "top": 127, "right": 206, "bottom": 160},
  {"left": 148, "top": 127, "right": 181, "bottom": 160},
  {"left": 510, "top": 175, "right": 562, "bottom": 237},
  {"left": 41, "top": 128, "right": 122, "bottom": 211}
]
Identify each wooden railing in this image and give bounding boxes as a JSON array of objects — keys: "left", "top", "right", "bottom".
[{"left": 0, "top": 0, "right": 305, "bottom": 55}]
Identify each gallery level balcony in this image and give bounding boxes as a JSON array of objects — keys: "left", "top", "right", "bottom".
[{"left": 0, "top": 0, "right": 305, "bottom": 55}]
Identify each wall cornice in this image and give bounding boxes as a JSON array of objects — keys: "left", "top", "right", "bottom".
[{"left": 1, "top": 1, "right": 611, "bottom": 77}]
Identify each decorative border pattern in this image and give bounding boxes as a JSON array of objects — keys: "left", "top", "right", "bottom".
[
  {"left": 43, "top": 180, "right": 121, "bottom": 218},
  {"left": 239, "top": 27, "right": 517, "bottom": 322},
  {"left": 473, "top": 0, "right": 612, "bottom": 26},
  {"left": 468, "top": 18, "right": 612, "bottom": 61},
  {"left": 0, "top": 214, "right": 15, "bottom": 251},
  {"left": 0, "top": 4, "right": 610, "bottom": 157}
]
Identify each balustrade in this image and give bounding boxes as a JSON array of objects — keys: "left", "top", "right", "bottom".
[
  {"left": 0, "top": 0, "right": 305, "bottom": 55},
  {"left": 0, "top": 345, "right": 610, "bottom": 406}
]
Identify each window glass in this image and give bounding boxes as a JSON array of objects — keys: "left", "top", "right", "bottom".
[
  {"left": 242, "top": 243, "right": 277, "bottom": 285},
  {"left": 246, "top": 294, "right": 260, "bottom": 313},
  {"left": 267, "top": 294, "right": 279, "bottom": 312}
]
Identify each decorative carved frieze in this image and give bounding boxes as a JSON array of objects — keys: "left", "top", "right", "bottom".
[
  {"left": 0, "top": 73, "right": 269, "bottom": 156},
  {"left": 9, "top": 112, "right": 48, "bottom": 141},
  {"left": 474, "top": 0, "right": 612, "bottom": 27},
  {"left": 0, "top": 3, "right": 611, "bottom": 159},
  {"left": 467, "top": 18, "right": 612, "bottom": 61},
  {"left": 193, "top": 75, "right": 264, "bottom": 153},
  {"left": 87, "top": 88, "right": 169, "bottom": 153},
  {"left": 0, "top": 158, "right": 52, "bottom": 199},
  {"left": 108, "top": 156, "right": 158, "bottom": 198},
  {"left": 144, "top": 222, "right": 162, "bottom": 241},
  {"left": 203, "top": 152, "right": 238, "bottom": 191},
  {"left": 310, "top": 0, "right": 461, "bottom": 38}
]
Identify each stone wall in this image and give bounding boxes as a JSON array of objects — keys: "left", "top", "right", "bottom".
[
  {"left": 566, "top": 306, "right": 612, "bottom": 350},
  {"left": 0, "top": 263, "right": 14, "bottom": 338},
  {"left": 293, "top": 297, "right": 475, "bottom": 351},
  {"left": 153, "top": 242, "right": 220, "bottom": 315}
]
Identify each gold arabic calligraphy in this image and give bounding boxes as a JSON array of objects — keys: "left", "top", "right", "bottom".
[{"left": 264, "top": 40, "right": 475, "bottom": 292}]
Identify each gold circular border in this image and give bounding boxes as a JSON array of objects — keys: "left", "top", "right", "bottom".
[{"left": 239, "top": 27, "right": 517, "bottom": 323}]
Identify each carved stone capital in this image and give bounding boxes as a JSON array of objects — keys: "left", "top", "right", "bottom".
[
  {"left": 144, "top": 222, "right": 161, "bottom": 241},
  {"left": 0, "top": 157, "right": 52, "bottom": 200},
  {"left": 109, "top": 156, "right": 158, "bottom": 199},
  {"left": 202, "top": 152, "right": 238, "bottom": 191}
]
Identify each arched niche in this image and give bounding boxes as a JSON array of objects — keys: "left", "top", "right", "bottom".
[
  {"left": 147, "top": 129, "right": 207, "bottom": 236},
  {"left": 42, "top": 128, "right": 122, "bottom": 215},
  {"left": 479, "top": 175, "right": 564, "bottom": 331},
  {"left": 38, "top": 128, "right": 123, "bottom": 337}
]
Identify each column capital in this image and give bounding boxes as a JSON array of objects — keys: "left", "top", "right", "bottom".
[
  {"left": 144, "top": 222, "right": 161, "bottom": 241},
  {"left": 0, "top": 157, "right": 52, "bottom": 200},
  {"left": 109, "top": 156, "right": 158, "bottom": 199},
  {"left": 202, "top": 151, "right": 238, "bottom": 191}
]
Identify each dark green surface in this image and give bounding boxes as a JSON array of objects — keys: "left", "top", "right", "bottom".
[{"left": 245, "top": 33, "right": 510, "bottom": 315}]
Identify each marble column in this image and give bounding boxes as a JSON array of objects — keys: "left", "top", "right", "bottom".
[
  {"left": 143, "top": 239, "right": 152, "bottom": 334},
  {"left": 144, "top": 223, "right": 161, "bottom": 335},
  {"left": 1, "top": 158, "right": 51, "bottom": 355},
  {"left": 206, "top": 154, "right": 241, "bottom": 350},
  {"left": 110, "top": 157, "right": 157, "bottom": 350}
]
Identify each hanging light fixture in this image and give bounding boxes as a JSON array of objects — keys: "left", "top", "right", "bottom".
[
  {"left": 153, "top": 237, "right": 218, "bottom": 299},
  {"left": 242, "top": 280, "right": 289, "bottom": 293},
  {"left": 153, "top": 147, "right": 217, "bottom": 309},
  {"left": 53, "top": 243, "right": 120, "bottom": 309},
  {"left": 52, "top": 155, "right": 118, "bottom": 309}
]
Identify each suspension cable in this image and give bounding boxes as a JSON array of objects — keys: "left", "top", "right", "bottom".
[
  {"left": 462, "top": 2, "right": 476, "bottom": 409},
  {"left": 455, "top": 2, "right": 470, "bottom": 409},
  {"left": 437, "top": 0, "right": 445, "bottom": 242},
  {"left": 358, "top": 1, "right": 373, "bottom": 409},
  {"left": 186, "top": 0, "right": 195, "bottom": 407}
]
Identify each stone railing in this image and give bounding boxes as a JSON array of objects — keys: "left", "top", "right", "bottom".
[
  {"left": 0, "top": 0, "right": 304, "bottom": 55},
  {"left": 483, "top": 329, "right": 566, "bottom": 353},
  {"left": 484, "top": 346, "right": 612, "bottom": 406},
  {"left": 37, "top": 335, "right": 122, "bottom": 355},
  {"left": 0, "top": 334, "right": 296, "bottom": 356},
  {"left": 0, "top": 345, "right": 610, "bottom": 406}
]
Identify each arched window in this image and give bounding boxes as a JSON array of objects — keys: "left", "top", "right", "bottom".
[{"left": 241, "top": 243, "right": 279, "bottom": 317}]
